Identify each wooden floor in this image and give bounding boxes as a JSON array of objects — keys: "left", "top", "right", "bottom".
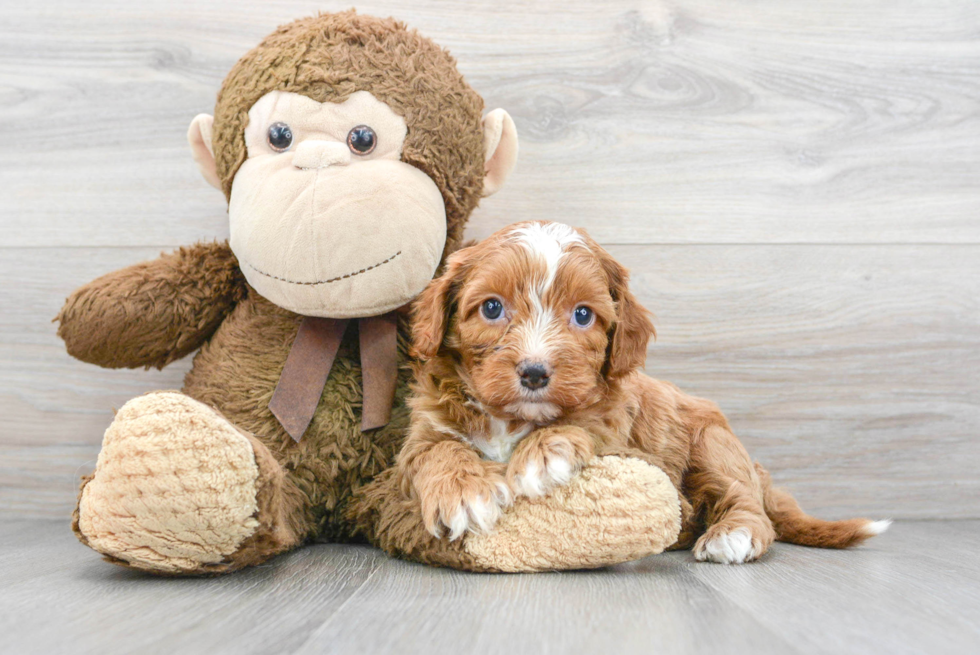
[{"left": 0, "top": 520, "right": 976, "bottom": 655}]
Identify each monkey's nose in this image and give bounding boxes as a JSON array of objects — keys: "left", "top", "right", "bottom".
[
  {"left": 518, "top": 361, "right": 551, "bottom": 390},
  {"left": 292, "top": 140, "right": 351, "bottom": 170}
]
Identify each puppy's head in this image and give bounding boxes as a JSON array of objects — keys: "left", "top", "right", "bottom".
[{"left": 412, "top": 221, "right": 654, "bottom": 423}]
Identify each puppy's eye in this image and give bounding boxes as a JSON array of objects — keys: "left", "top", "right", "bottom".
[
  {"left": 347, "top": 125, "right": 377, "bottom": 155},
  {"left": 572, "top": 306, "right": 594, "bottom": 328},
  {"left": 481, "top": 298, "right": 505, "bottom": 322},
  {"left": 267, "top": 122, "right": 293, "bottom": 152}
]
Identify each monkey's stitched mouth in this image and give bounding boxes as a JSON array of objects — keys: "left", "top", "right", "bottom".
[{"left": 243, "top": 251, "right": 402, "bottom": 286}]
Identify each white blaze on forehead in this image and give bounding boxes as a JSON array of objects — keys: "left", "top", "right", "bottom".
[
  {"left": 509, "top": 223, "right": 584, "bottom": 361},
  {"left": 510, "top": 222, "right": 584, "bottom": 294},
  {"left": 520, "top": 298, "right": 556, "bottom": 358}
]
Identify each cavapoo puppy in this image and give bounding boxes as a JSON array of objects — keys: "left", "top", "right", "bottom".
[{"left": 398, "top": 221, "right": 888, "bottom": 563}]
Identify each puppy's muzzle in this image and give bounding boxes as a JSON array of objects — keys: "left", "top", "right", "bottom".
[{"left": 518, "top": 360, "right": 551, "bottom": 390}]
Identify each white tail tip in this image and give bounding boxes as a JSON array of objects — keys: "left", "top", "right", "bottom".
[{"left": 862, "top": 519, "right": 892, "bottom": 536}]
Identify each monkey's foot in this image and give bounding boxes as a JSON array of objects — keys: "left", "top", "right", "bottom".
[
  {"left": 463, "top": 456, "right": 682, "bottom": 571},
  {"left": 74, "top": 392, "right": 281, "bottom": 575}
]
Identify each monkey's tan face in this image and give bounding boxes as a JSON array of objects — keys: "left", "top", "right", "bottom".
[{"left": 228, "top": 91, "right": 447, "bottom": 318}]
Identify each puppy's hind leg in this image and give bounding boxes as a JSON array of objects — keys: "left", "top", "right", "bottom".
[{"left": 688, "top": 425, "right": 776, "bottom": 564}]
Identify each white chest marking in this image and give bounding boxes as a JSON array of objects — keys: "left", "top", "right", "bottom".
[{"left": 472, "top": 417, "right": 533, "bottom": 463}]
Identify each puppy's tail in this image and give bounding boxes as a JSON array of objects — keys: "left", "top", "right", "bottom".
[{"left": 755, "top": 463, "right": 891, "bottom": 549}]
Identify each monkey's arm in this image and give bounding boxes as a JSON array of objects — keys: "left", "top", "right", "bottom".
[{"left": 56, "top": 241, "right": 246, "bottom": 369}]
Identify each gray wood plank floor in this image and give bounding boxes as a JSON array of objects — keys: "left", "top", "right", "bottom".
[{"left": 1, "top": 520, "right": 976, "bottom": 655}]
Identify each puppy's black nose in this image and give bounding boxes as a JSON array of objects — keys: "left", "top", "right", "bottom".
[{"left": 518, "top": 361, "right": 551, "bottom": 390}]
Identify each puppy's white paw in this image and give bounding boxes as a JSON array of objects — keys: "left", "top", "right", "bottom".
[
  {"left": 512, "top": 455, "right": 574, "bottom": 499},
  {"left": 445, "top": 481, "right": 513, "bottom": 541},
  {"left": 694, "top": 527, "right": 762, "bottom": 564},
  {"left": 423, "top": 477, "right": 512, "bottom": 541}
]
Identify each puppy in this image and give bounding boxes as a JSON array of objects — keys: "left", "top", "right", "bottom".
[{"left": 398, "top": 221, "right": 889, "bottom": 563}]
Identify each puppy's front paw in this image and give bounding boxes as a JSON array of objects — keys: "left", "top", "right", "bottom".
[
  {"left": 419, "top": 472, "right": 512, "bottom": 541},
  {"left": 693, "top": 526, "right": 766, "bottom": 564},
  {"left": 508, "top": 429, "right": 592, "bottom": 499}
]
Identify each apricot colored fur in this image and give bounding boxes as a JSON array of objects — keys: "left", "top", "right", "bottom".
[{"left": 400, "top": 222, "right": 885, "bottom": 560}]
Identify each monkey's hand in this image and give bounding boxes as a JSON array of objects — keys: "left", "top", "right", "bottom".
[{"left": 56, "top": 241, "right": 245, "bottom": 369}]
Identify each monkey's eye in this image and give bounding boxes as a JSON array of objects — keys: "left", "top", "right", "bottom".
[
  {"left": 480, "top": 298, "right": 505, "bottom": 322},
  {"left": 267, "top": 122, "right": 293, "bottom": 152},
  {"left": 347, "top": 125, "right": 377, "bottom": 155},
  {"left": 572, "top": 306, "right": 595, "bottom": 328}
]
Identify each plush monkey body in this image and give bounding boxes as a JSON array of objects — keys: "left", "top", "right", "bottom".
[
  {"left": 59, "top": 12, "right": 682, "bottom": 575},
  {"left": 60, "top": 242, "right": 448, "bottom": 571},
  {"left": 63, "top": 242, "right": 679, "bottom": 573},
  {"left": 181, "top": 270, "right": 408, "bottom": 543}
]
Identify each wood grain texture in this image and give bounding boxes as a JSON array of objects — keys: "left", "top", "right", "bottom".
[
  {"left": 1, "top": 0, "right": 978, "bottom": 519},
  {"left": 0, "top": 519, "right": 977, "bottom": 655},
  {"left": 1, "top": 0, "right": 977, "bottom": 246},
  {"left": 677, "top": 522, "right": 980, "bottom": 655}
]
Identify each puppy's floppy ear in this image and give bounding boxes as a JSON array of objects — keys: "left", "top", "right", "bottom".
[
  {"left": 411, "top": 248, "right": 473, "bottom": 359},
  {"left": 598, "top": 249, "right": 655, "bottom": 378}
]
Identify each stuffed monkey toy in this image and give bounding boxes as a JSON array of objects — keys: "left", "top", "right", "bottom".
[{"left": 57, "top": 11, "right": 681, "bottom": 575}]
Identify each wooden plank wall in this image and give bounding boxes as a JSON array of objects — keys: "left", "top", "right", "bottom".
[{"left": 1, "top": 0, "right": 977, "bottom": 519}]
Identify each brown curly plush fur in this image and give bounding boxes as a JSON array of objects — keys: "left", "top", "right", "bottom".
[
  {"left": 56, "top": 13, "right": 494, "bottom": 573},
  {"left": 181, "top": 256, "right": 415, "bottom": 544},
  {"left": 212, "top": 10, "right": 486, "bottom": 261},
  {"left": 60, "top": 242, "right": 419, "bottom": 572},
  {"left": 57, "top": 242, "right": 246, "bottom": 370}
]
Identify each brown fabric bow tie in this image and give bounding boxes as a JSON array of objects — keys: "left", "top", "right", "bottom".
[{"left": 269, "top": 313, "right": 399, "bottom": 441}]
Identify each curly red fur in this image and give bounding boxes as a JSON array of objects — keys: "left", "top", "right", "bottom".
[{"left": 401, "top": 221, "right": 887, "bottom": 560}]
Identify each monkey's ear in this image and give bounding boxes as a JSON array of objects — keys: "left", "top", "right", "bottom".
[
  {"left": 482, "top": 109, "right": 519, "bottom": 197},
  {"left": 187, "top": 114, "right": 221, "bottom": 190}
]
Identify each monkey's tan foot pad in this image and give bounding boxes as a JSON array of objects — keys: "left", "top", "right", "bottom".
[
  {"left": 463, "top": 456, "right": 681, "bottom": 572},
  {"left": 75, "top": 392, "right": 261, "bottom": 574}
]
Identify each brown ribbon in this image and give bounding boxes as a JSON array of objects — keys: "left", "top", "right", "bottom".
[
  {"left": 269, "top": 313, "right": 399, "bottom": 442},
  {"left": 358, "top": 312, "right": 399, "bottom": 432}
]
